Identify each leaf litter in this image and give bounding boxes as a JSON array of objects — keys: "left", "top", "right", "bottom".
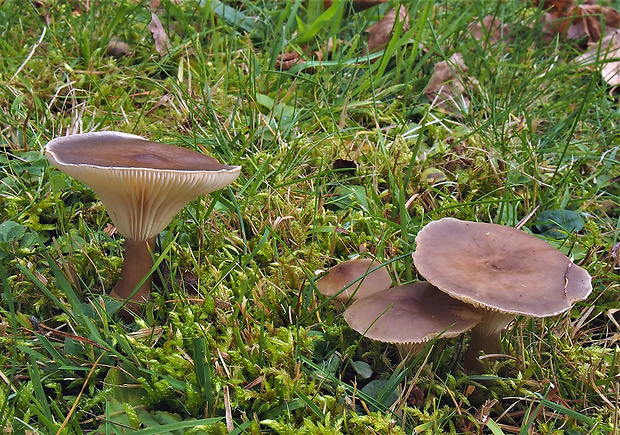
[
  {"left": 365, "top": 5, "right": 410, "bottom": 54},
  {"left": 424, "top": 52, "right": 478, "bottom": 116},
  {"left": 275, "top": 2, "right": 407, "bottom": 71},
  {"left": 149, "top": 12, "right": 171, "bottom": 55}
]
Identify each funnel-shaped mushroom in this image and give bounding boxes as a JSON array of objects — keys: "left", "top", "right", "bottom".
[
  {"left": 46, "top": 131, "right": 241, "bottom": 312},
  {"left": 412, "top": 218, "right": 592, "bottom": 369},
  {"left": 316, "top": 259, "right": 392, "bottom": 306},
  {"left": 343, "top": 282, "right": 481, "bottom": 355}
]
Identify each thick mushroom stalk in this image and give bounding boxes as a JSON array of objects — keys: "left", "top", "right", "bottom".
[
  {"left": 412, "top": 218, "right": 592, "bottom": 372},
  {"left": 463, "top": 311, "right": 515, "bottom": 370},
  {"left": 46, "top": 131, "right": 241, "bottom": 313},
  {"left": 110, "top": 237, "right": 156, "bottom": 305}
]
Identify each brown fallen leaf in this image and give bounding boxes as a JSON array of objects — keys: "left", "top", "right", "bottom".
[
  {"left": 106, "top": 38, "right": 132, "bottom": 58},
  {"left": 534, "top": 0, "right": 620, "bottom": 44},
  {"left": 150, "top": 0, "right": 182, "bottom": 11},
  {"left": 565, "top": 4, "right": 620, "bottom": 44},
  {"left": 275, "top": 45, "right": 320, "bottom": 71},
  {"left": 602, "top": 39, "right": 620, "bottom": 86},
  {"left": 469, "top": 15, "right": 511, "bottom": 46},
  {"left": 366, "top": 5, "right": 409, "bottom": 53},
  {"left": 155, "top": 262, "right": 198, "bottom": 293},
  {"left": 103, "top": 223, "right": 117, "bottom": 237},
  {"left": 149, "top": 12, "right": 171, "bottom": 55},
  {"left": 575, "top": 29, "right": 620, "bottom": 86},
  {"left": 275, "top": 39, "right": 333, "bottom": 71},
  {"left": 534, "top": 0, "right": 575, "bottom": 17},
  {"left": 424, "top": 52, "right": 477, "bottom": 115},
  {"left": 535, "top": 0, "right": 578, "bottom": 39},
  {"left": 146, "top": 94, "right": 173, "bottom": 117}
]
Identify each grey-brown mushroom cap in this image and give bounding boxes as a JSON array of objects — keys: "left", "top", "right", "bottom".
[
  {"left": 316, "top": 259, "right": 392, "bottom": 302},
  {"left": 343, "top": 282, "right": 482, "bottom": 344},
  {"left": 46, "top": 131, "right": 241, "bottom": 241},
  {"left": 412, "top": 218, "right": 592, "bottom": 317}
]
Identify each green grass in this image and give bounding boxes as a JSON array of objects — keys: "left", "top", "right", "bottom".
[{"left": 0, "top": 0, "right": 619, "bottom": 433}]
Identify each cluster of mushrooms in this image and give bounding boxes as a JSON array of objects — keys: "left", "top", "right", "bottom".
[
  {"left": 46, "top": 131, "right": 241, "bottom": 314},
  {"left": 45, "top": 131, "right": 593, "bottom": 370},
  {"left": 317, "top": 218, "right": 593, "bottom": 370}
]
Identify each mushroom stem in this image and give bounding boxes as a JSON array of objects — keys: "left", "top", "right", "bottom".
[
  {"left": 464, "top": 311, "right": 514, "bottom": 372},
  {"left": 110, "top": 237, "right": 157, "bottom": 310}
]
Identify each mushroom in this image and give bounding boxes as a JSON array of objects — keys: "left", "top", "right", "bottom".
[
  {"left": 316, "top": 259, "right": 392, "bottom": 306},
  {"left": 46, "top": 131, "right": 241, "bottom": 312},
  {"left": 412, "top": 218, "right": 592, "bottom": 369},
  {"left": 343, "top": 282, "right": 481, "bottom": 356}
]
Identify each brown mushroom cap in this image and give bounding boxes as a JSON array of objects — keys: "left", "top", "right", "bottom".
[
  {"left": 46, "top": 131, "right": 241, "bottom": 241},
  {"left": 316, "top": 259, "right": 392, "bottom": 302},
  {"left": 343, "top": 282, "right": 482, "bottom": 345},
  {"left": 412, "top": 218, "right": 592, "bottom": 317}
]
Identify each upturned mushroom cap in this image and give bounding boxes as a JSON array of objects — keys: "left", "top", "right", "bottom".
[
  {"left": 412, "top": 218, "right": 592, "bottom": 317},
  {"left": 316, "top": 259, "right": 392, "bottom": 302},
  {"left": 343, "top": 282, "right": 482, "bottom": 345},
  {"left": 46, "top": 131, "right": 241, "bottom": 241}
]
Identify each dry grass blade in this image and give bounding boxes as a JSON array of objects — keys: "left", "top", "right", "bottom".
[{"left": 56, "top": 352, "right": 106, "bottom": 435}]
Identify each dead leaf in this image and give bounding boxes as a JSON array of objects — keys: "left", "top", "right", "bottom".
[
  {"left": 366, "top": 5, "right": 409, "bottom": 53},
  {"left": 275, "top": 46, "right": 316, "bottom": 71},
  {"left": 406, "top": 384, "right": 425, "bottom": 407},
  {"left": 576, "top": 29, "right": 620, "bottom": 86},
  {"left": 275, "top": 39, "right": 333, "bottom": 71},
  {"left": 146, "top": 94, "right": 173, "bottom": 117},
  {"left": 149, "top": 13, "right": 171, "bottom": 55},
  {"left": 475, "top": 399, "right": 498, "bottom": 424},
  {"left": 534, "top": 0, "right": 575, "bottom": 17},
  {"left": 150, "top": 0, "right": 182, "bottom": 10},
  {"left": 535, "top": 0, "right": 620, "bottom": 44},
  {"left": 424, "top": 52, "right": 477, "bottom": 115},
  {"left": 469, "top": 15, "right": 511, "bottom": 46},
  {"left": 155, "top": 262, "right": 198, "bottom": 293},
  {"left": 106, "top": 38, "right": 132, "bottom": 58},
  {"left": 103, "top": 223, "right": 117, "bottom": 237},
  {"left": 565, "top": 5, "right": 620, "bottom": 43},
  {"left": 535, "top": 0, "right": 578, "bottom": 38}
]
